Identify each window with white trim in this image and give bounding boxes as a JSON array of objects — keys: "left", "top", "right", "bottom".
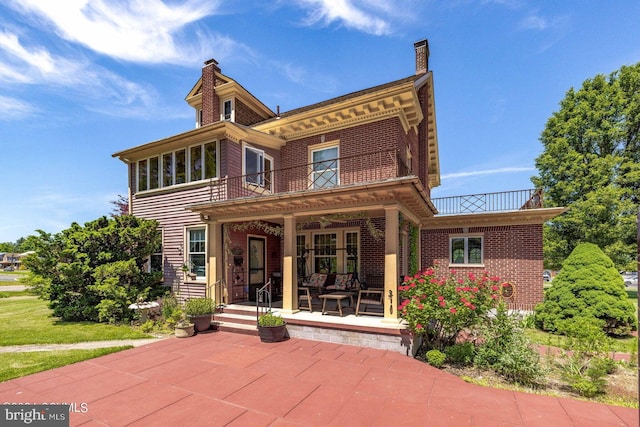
[
  {"left": 310, "top": 144, "right": 339, "bottom": 189},
  {"left": 136, "top": 142, "right": 217, "bottom": 192},
  {"left": 243, "top": 145, "right": 273, "bottom": 191},
  {"left": 222, "top": 99, "right": 233, "bottom": 121},
  {"left": 187, "top": 227, "right": 206, "bottom": 280},
  {"left": 450, "top": 236, "right": 483, "bottom": 265},
  {"left": 313, "top": 233, "right": 337, "bottom": 273}
]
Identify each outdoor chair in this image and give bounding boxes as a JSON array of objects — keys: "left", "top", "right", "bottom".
[{"left": 355, "top": 288, "right": 384, "bottom": 316}]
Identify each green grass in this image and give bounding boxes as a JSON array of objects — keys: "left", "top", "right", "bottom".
[
  {"left": 525, "top": 327, "right": 638, "bottom": 353},
  {"left": 0, "top": 297, "right": 152, "bottom": 346},
  {"left": 0, "top": 290, "right": 34, "bottom": 298},
  {"left": 0, "top": 347, "right": 132, "bottom": 382}
]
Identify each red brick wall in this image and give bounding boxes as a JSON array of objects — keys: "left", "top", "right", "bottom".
[
  {"left": 235, "top": 98, "right": 266, "bottom": 126},
  {"left": 421, "top": 224, "right": 544, "bottom": 310},
  {"left": 201, "top": 61, "right": 220, "bottom": 126}
]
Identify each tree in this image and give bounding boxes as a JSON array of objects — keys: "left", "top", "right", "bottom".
[
  {"left": 532, "top": 63, "right": 640, "bottom": 270},
  {"left": 110, "top": 194, "right": 129, "bottom": 217},
  {"left": 23, "top": 215, "right": 163, "bottom": 323},
  {"left": 534, "top": 243, "right": 636, "bottom": 337}
]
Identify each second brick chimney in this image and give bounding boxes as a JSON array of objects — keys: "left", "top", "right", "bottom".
[
  {"left": 201, "top": 58, "right": 221, "bottom": 126},
  {"left": 414, "top": 39, "right": 429, "bottom": 75}
]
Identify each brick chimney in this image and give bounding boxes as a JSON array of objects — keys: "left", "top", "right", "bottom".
[
  {"left": 414, "top": 39, "right": 429, "bottom": 75},
  {"left": 201, "top": 58, "right": 221, "bottom": 126}
]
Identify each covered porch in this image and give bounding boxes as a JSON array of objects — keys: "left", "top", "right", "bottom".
[{"left": 188, "top": 151, "right": 437, "bottom": 324}]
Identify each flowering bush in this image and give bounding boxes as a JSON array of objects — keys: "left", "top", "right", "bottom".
[{"left": 398, "top": 267, "right": 503, "bottom": 348}]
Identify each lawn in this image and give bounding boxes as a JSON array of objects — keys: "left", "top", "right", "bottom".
[
  {"left": 0, "top": 347, "right": 132, "bottom": 382},
  {"left": 0, "top": 297, "right": 152, "bottom": 346}
]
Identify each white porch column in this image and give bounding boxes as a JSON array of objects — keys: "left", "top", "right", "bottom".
[
  {"left": 208, "top": 221, "right": 224, "bottom": 305},
  {"left": 384, "top": 206, "right": 400, "bottom": 320},
  {"left": 281, "top": 215, "right": 298, "bottom": 314}
]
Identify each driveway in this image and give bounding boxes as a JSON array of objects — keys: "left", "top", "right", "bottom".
[{"left": 0, "top": 332, "right": 636, "bottom": 426}]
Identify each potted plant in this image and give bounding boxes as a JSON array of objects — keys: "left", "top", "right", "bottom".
[
  {"left": 257, "top": 311, "right": 287, "bottom": 342},
  {"left": 230, "top": 246, "right": 244, "bottom": 266},
  {"left": 184, "top": 297, "right": 215, "bottom": 332},
  {"left": 181, "top": 262, "right": 197, "bottom": 280},
  {"left": 174, "top": 318, "right": 195, "bottom": 338}
]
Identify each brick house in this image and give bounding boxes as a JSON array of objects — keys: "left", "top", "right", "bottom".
[{"left": 113, "top": 39, "right": 564, "bottom": 327}]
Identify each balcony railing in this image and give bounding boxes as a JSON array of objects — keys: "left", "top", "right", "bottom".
[
  {"left": 208, "top": 149, "right": 410, "bottom": 202},
  {"left": 431, "top": 189, "right": 543, "bottom": 215}
]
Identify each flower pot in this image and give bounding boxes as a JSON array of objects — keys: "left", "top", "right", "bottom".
[
  {"left": 257, "top": 323, "right": 288, "bottom": 343},
  {"left": 175, "top": 323, "right": 195, "bottom": 338},
  {"left": 188, "top": 314, "right": 212, "bottom": 332}
]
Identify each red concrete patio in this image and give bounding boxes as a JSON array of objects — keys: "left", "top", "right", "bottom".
[{"left": 1, "top": 331, "right": 637, "bottom": 426}]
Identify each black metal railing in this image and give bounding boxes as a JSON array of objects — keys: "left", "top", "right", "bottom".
[
  {"left": 256, "top": 279, "right": 273, "bottom": 322},
  {"left": 209, "top": 149, "right": 411, "bottom": 202},
  {"left": 431, "top": 189, "right": 543, "bottom": 215}
]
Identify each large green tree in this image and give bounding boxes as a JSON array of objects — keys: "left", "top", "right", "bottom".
[
  {"left": 23, "top": 215, "right": 163, "bottom": 323},
  {"left": 532, "top": 63, "right": 640, "bottom": 270}
]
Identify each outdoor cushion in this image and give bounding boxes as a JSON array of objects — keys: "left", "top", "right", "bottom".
[
  {"left": 307, "top": 273, "right": 327, "bottom": 288},
  {"left": 332, "top": 273, "right": 352, "bottom": 290}
]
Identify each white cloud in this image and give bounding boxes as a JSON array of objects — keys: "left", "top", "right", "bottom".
[
  {"left": 0, "top": 95, "right": 35, "bottom": 120},
  {"left": 442, "top": 166, "right": 535, "bottom": 180},
  {"left": 0, "top": 30, "right": 164, "bottom": 117},
  {"left": 295, "top": 0, "right": 392, "bottom": 35},
  {"left": 7, "top": 0, "right": 222, "bottom": 65},
  {"left": 519, "top": 13, "right": 548, "bottom": 31}
]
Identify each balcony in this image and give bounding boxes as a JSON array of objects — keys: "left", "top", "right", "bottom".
[
  {"left": 208, "top": 149, "right": 411, "bottom": 202},
  {"left": 431, "top": 189, "right": 543, "bottom": 215}
]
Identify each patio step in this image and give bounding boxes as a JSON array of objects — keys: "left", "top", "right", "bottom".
[{"left": 215, "top": 307, "right": 258, "bottom": 336}]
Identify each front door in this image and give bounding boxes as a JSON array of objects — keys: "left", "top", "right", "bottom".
[{"left": 248, "top": 236, "right": 266, "bottom": 301}]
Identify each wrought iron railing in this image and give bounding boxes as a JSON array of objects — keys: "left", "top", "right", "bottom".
[
  {"left": 256, "top": 279, "right": 273, "bottom": 321},
  {"left": 209, "top": 149, "right": 410, "bottom": 202},
  {"left": 431, "top": 189, "right": 543, "bottom": 215}
]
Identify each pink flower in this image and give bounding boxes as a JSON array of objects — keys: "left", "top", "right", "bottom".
[
  {"left": 469, "top": 304, "right": 476, "bottom": 310},
  {"left": 403, "top": 275, "right": 410, "bottom": 282},
  {"left": 418, "top": 278, "right": 426, "bottom": 284},
  {"left": 450, "top": 308, "right": 457, "bottom": 314},
  {"left": 424, "top": 268, "right": 434, "bottom": 276},
  {"left": 450, "top": 269, "right": 457, "bottom": 275},
  {"left": 491, "top": 285, "right": 499, "bottom": 291},
  {"left": 457, "top": 278, "right": 464, "bottom": 284},
  {"left": 439, "top": 300, "right": 446, "bottom": 307},
  {"left": 468, "top": 272, "right": 476, "bottom": 282},
  {"left": 416, "top": 323, "right": 423, "bottom": 330},
  {"left": 472, "top": 287, "right": 479, "bottom": 293}
]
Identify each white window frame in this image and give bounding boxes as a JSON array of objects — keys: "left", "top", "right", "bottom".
[
  {"left": 309, "top": 142, "right": 339, "bottom": 189},
  {"left": 137, "top": 142, "right": 218, "bottom": 193},
  {"left": 299, "top": 228, "right": 359, "bottom": 276},
  {"left": 186, "top": 226, "right": 207, "bottom": 281},
  {"left": 449, "top": 235, "right": 484, "bottom": 266},
  {"left": 196, "top": 108, "right": 203, "bottom": 128},
  {"left": 222, "top": 99, "right": 233, "bottom": 121},
  {"left": 243, "top": 143, "right": 273, "bottom": 191}
]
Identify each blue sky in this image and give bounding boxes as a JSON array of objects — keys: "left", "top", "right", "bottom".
[{"left": 1, "top": 0, "right": 638, "bottom": 243}]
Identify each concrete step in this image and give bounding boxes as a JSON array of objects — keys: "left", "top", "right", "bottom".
[{"left": 214, "top": 312, "right": 257, "bottom": 326}]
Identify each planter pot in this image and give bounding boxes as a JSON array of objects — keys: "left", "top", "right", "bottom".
[
  {"left": 188, "top": 314, "right": 212, "bottom": 332},
  {"left": 175, "top": 323, "right": 195, "bottom": 338},
  {"left": 257, "top": 323, "right": 288, "bottom": 343}
]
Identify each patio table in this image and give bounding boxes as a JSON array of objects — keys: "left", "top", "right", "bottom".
[{"left": 319, "top": 292, "right": 354, "bottom": 316}]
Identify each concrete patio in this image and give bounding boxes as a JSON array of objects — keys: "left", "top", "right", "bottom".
[{"left": 0, "top": 331, "right": 637, "bottom": 426}]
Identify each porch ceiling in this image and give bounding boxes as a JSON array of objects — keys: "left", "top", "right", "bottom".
[{"left": 188, "top": 176, "right": 437, "bottom": 225}]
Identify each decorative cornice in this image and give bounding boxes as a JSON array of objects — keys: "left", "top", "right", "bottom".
[
  {"left": 421, "top": 207, "right": 568, "bottom": 229},
  {"left": 112, "top": 122, "right": 284, "bottom": 162},
  {"left": 253, "top": 81, "right": 423, "bottom": 140}
]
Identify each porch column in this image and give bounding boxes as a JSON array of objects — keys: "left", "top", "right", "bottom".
[
  {"left": 208, "top": 221, "right": 225, "bottom": 305},
  {"left": 384, "top": 206, "right": 400, "bottom": 320},
  {"left": 281, "top": 215, "right": 298, "bottom": 314}
]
